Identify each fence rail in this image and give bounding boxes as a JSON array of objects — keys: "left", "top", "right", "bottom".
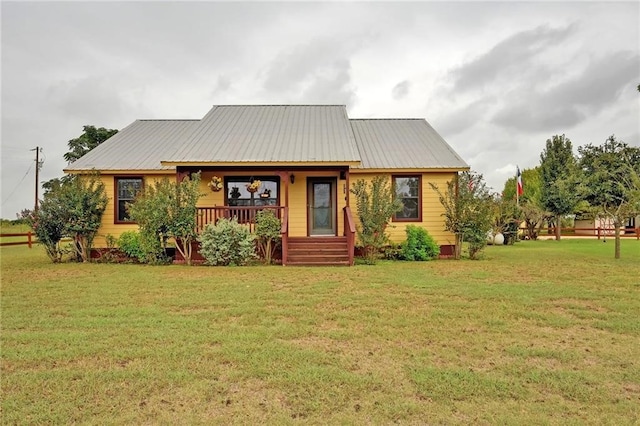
[
  {"left": 520, "top": 227, "right": 640, "bottom": 240},
  {"left": 0, "top": 232, "right": 35, "bottom": 248}
]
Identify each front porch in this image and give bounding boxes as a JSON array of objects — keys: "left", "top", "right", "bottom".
[
  {"left": 177, "top": 165, "right": 356, "bottom": 266},
  {"left": 194, "top": 204, "right": 355, "bottom": 266}
]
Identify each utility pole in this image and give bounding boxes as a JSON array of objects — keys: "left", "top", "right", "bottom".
[{"left": 31, "top": 147, "right": 41, "bottom": 212}]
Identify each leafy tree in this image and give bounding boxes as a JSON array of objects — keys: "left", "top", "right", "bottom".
[
  {"left": 578, "top": 135, "right": 640, "bottom": 259},
  {"left": 430, "top": 171, "right": 494, "bottom": 259},
  {"left": 64, "top": 125, "right": 118, "bottom": 163},
  {"left": 539, "top": 134, "right": 582, "bottom": 240},
  {"left": 22, "top": 174, "right": 107, "bottom": 262},
  {"left": 62, "top": 175, "right": 109, "bottom": 261},
  {"left": 255, "top": 209, "right": 282, "bottom": 264},
  {"left": 128, "top": 173, "right": 203, "bottom": 265},
  {"left": 350, "top": 176, "right": 403, "bottom": 264}
]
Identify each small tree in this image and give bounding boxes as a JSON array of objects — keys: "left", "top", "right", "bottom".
[
  {"left": 128, "top": 173, "right": 203, "bottom": 265},
  {"left": 22, "top": 174, "right": 107, "bottom": 262},
  {"left": 62, "top": 175, "right": 108, "bottom": 262},
  {"left": 430, "top": 171, "right": 494, "bottom": 260},
  {"left": 22, "top": 205, "right": 65, "bottom": 263},
  {"left": 350, "top": 176, "right": 403, "bottom": 264},
  {"left": 255, "top": 209, "right": 282, "bottom": 264},
  {"left": 167, "top": 173, "right": 202, "bottom": 265}
]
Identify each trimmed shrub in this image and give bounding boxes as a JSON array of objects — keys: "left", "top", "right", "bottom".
[
  {"left": 198, "top": 218, "right": 256, "bottom": 266},
  {"left": 118, "top": 231, "right": 145, "bottom": 262},
  {"left": 401, "top": 225, "right": 439, "bottom": 261}
]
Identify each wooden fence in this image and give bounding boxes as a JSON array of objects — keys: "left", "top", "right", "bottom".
[
  {"left": 0, "top": 232, "right": 35, "bottom": 248},
  {"left": 521, "top": 227, "right": 640, "bottom": 240}
]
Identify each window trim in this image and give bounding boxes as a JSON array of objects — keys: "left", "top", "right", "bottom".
[
  {"left": 114, "top": 176, "right": 144, "bottom": 224},
  {"left": 392, "top": 174, "right": 422, "bottom": 222}
]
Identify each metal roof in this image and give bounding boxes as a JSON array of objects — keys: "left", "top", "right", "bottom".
[
  {"left": 350, "top": 119, "right": 469, "bottom": 170},
  {"left": 65, "top": 119, "right": 200, "bottom": 171},
  {"left": 64, "top": 105, "right": 468, "bottom": 172},
  {"left": 163, "top": 105, "right": 361, "bottom": 165}
]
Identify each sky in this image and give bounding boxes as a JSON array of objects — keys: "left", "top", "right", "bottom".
[{"left": 1, "top": 1, "right": 639, "bottom": 219}]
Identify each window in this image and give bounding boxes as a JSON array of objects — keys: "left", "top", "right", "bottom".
[
  {"left": 226, "top": 177, "right": 279, "bottom": 207},
  {"left": 115, "top": 177, "right": 143, "bottom": 223},
  {"left": 393, "top": 175, "right": 421, "bottom": 221}
]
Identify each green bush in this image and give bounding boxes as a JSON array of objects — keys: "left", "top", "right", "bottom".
[
  {"left": 401, "top": 225, "right": 440, "bottom": 261},
  {"left": 118, "top": 231, "right": 145, "bottom": 262},
  {"left": 198, "top": 218, "right": 256, "bottom": 266}
]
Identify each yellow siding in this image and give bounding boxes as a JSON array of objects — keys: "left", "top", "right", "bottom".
[
  {"left": 348, "top": 172, "right": 457, "bottom": 246},
  {"left": 286, "top": 171, "right": 346, "bottom": 237},
  {"left": 92, "top": 170, "right": 457, "bottom": 247},
  {"left": 93, "top": 174, "right": 174, "bottom": 246}
]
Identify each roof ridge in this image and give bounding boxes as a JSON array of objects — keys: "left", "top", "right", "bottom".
[
  {"left": 137, "top": 119, "right": 200, "bottom": 122},
  {"left": 212, "top": 104, "right": 347, "bottom": 107},
  {"left": 350, "top": 118, "right": 425, "bottom": 121}
]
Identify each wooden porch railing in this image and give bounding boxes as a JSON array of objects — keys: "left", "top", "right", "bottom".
[
  {"left": 196, "top": 206, "right": 286, "bottom": 233},
  {"left": 281, "top": 207, "right": 289, "bottom": 266},
  {"left": 343, "top": 206, "right": 356, "bottom": 266}
]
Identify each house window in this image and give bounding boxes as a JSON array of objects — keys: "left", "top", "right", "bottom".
[
  {"left": 115, "top": 177, "right": 143, "bottom": 223},
  {"left": 226, "top": 177, "right": 279, "bottom": 207},
  {"left": 393, "top": 175, "right": 421, "bottom": 221}
]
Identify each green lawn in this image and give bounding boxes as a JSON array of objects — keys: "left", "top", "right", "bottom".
[{"left": 2, "top": 240, "right": 639, "bottom": 424}]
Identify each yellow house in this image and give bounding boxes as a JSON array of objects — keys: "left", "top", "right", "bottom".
[{"left": 64, "top": 105, "right": 469, "bottom": 265}]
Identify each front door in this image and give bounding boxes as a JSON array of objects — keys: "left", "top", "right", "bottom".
[{"left": 308, "top": 178, "right": 336, "bottom": 236}]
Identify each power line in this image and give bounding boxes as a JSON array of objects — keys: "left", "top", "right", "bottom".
[{"left": 2, "top": 163, "right": 33, "bottom": 206}]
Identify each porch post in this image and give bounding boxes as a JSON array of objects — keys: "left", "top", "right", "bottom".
[{"left": 344, "top": 168, "right": 350, "bottom": 207}]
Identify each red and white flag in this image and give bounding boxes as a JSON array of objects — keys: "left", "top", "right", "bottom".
[{"left": 517, "top": 167, "right": 524, "bottom": 196}]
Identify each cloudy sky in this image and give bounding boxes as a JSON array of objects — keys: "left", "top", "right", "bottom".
[{"left": 2, "top": 1, "right": 639, "bottom": 219}]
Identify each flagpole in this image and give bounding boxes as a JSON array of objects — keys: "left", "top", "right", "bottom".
[{"left": 516, "top": 166, "right": 519, "bottom": 206}]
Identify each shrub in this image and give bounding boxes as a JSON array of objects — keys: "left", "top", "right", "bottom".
[
  {"left": 198, "top": 218, "right": 256, "bottom": 266},
  {"left": 350, "top": 176, "right": 403, "bottom": 264},
  {"left": 118, "top": 231, "right": 145, "bottom": 262},
  {"left": 255, "top": 209, "right": 281, "bottom": 264},
  {"left": 401, "top": 225, "right": 440, "bottom": 261}
]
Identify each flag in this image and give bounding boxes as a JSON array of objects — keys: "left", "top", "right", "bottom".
[{"left": 516, "top": 167, "right": 524, "bottom": 196}]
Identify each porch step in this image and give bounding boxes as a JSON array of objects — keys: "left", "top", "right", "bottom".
[{"left": 286, "top": 237, "right": 350, "bottom": 266}]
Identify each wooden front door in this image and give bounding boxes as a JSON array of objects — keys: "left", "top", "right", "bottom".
[{"left": 308, "top": 178, "right": 336, "bottom": 236}]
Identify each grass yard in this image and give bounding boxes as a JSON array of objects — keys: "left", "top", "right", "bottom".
[{"left": 1, "top": 240, "right": 639, "bottom": 424}]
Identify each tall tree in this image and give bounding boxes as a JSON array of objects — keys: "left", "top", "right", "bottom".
[
  {"left": 64, "top": 125, "right": 118, "bottom": 163},
  {"left": 539, "top": 134, "right": 582, "bottom": 240},
  {"left": 578, "top": 136, "right": 640, "bottom": 259}
]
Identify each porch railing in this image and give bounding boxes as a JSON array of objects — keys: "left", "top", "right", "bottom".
[
  {"left": 196, "top": 206, "right": 286, "bottom": 233},
  {"left": 343, "top": 206, "right": 356, "bottom": 266}
]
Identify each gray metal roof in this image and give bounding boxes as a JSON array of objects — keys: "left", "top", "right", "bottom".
[
  {"left": 164, "top": 105, "right": 361, "bottom": 165},
  {"left": 64, "top": 105, "right": 468, "bottom": 172},
  {"left": 65, "top": 119, "right": 200, "bottom": 171},
  {"left": 350, "top": 119, "right": 469, "bottom": 170}
]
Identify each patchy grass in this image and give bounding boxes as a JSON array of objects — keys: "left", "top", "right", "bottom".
[{"left": 1, "top": 239, "right": 639, "bottom": 424}]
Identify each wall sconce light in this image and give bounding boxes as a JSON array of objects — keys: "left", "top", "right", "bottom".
[{"left": 290, "top": 174, "right": 295, "bottom": 184}]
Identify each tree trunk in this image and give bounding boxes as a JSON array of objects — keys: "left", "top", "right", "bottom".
[
  {"left": 614, "top": 220, "right": 621, "bottom": 259},
  {"left": 454, "top": 234, "right": 463, "bottom": 260},
  {"left": 555, "top": 214, "right": 562, "bottom": 240}
]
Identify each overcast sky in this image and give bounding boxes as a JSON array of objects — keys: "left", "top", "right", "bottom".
[{"left": 2, "top": 1, "right": 639, "bottom": 219}]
